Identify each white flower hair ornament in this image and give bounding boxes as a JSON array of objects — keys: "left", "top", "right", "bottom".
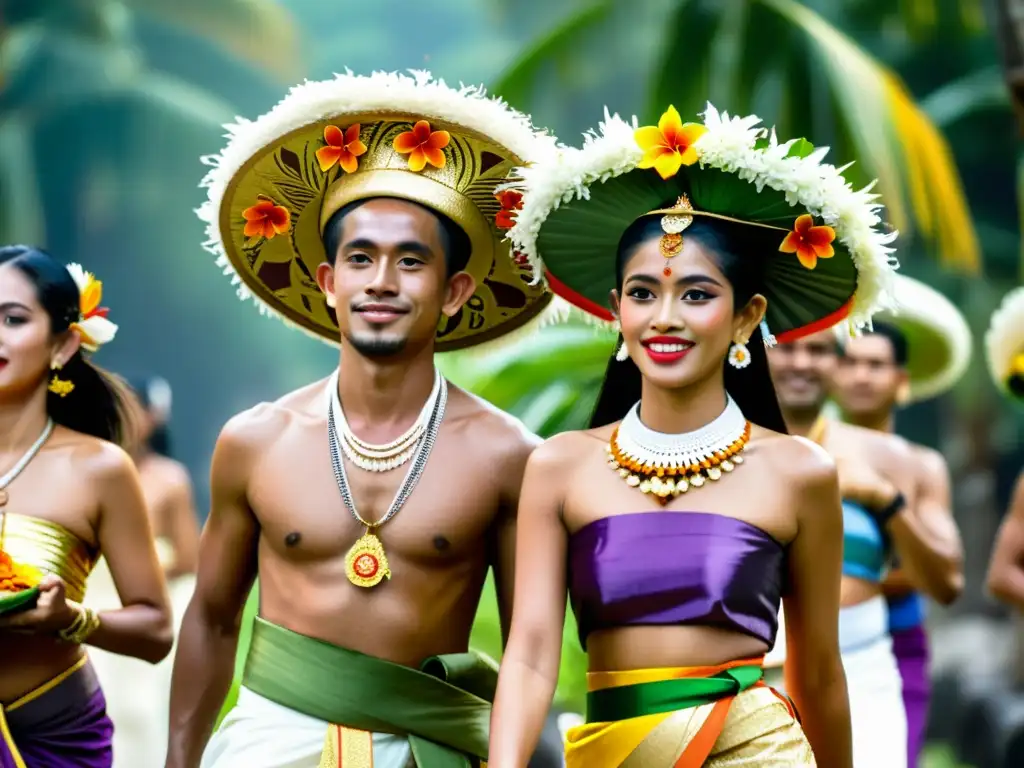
[{"left": 64, "top": 263, "right": 118, "bottom": 353}]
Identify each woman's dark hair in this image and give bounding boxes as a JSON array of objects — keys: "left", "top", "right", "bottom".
[
  {"left": 588, "top": 215, "right": 789, "bottom": 434},
  {"left": 0, "top": 245, "right": 138, "bottom": 447},
  {"left": 127, "top": 375, "right": 173, "bottom": 458}
]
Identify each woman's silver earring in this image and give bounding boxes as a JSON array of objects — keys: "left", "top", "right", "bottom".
[{"left": 728, "top": 340, "right": 751, "bottom": 369}]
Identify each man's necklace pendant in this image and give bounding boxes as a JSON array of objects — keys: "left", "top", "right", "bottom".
[{"left": 344, "top": 528, "right": 391, "bottom": 588}]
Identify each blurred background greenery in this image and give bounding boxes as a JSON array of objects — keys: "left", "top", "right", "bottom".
[{"left": 4, "top": 0, "right": 1023, "bottom": 764}]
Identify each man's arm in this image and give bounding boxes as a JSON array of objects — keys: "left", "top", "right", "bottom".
[
  {"left": 987, "top": 471, "right": 1024, "bottom": 611},
  {"left": 489, "top": 422, "right": 542, "bottom": 648},
  {"left": 881, "top": 442, "right": 963, "bottom": 605},
  {"left": 165, "top": 414, "right": 262, "bottom": 768},
  {"left": 883, "top": 446, "right": 963, "bottom": 604}
]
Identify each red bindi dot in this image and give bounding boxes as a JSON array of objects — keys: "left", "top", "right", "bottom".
[{"left": 663, "top": 267, "right": 672, "bottom": 277}]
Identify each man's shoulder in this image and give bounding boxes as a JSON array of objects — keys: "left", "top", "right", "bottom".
[
  {"left": 909, "top": 442, "right": 947, "bottom": 474},
  {"left": 445, "top": 385, "right": 542, "bottom": 462},
  {"left": 834, "top": 420, "right": 914, "bottom": 460},
  {"left": 218, "top": 378, "right": 329, "bottom": 451}
]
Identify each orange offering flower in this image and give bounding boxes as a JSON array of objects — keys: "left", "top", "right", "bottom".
[
  {"left": 779, "top": 214, "right": 836, "bottom": 269},
  {"left": 316, "top": 124, "right": 367, "bottom": 173},
  {"left": 635, "top": 106, "right": 708, "bottom": 180},
  {"left": 393, "top": 120, "right": 450, "bottom": 172},
  {"left": 495, "top": 190, "right": 523, "bottom": 229},
  {"left": 242, "top": 196, "right": 291, "bottom": 240},
  {"left": 0, "top": 549, "right": 42, "bottom": 592}
]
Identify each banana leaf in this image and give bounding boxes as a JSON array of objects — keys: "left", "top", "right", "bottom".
[
  {"left": 648, "top": 0, "right": 979, "bottom": 273},
  {"left": 490, "top": 0, "right": 981, "bottom": 274},
  {"left": 126, "top": 0, "right": 302, "bottom": 78}
]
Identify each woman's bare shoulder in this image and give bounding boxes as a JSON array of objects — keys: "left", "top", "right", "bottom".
[
  {"left": 526, "top": 423, "right": 617, "bottom": 474},
  {"left": 750, "top": 426, "right": 837, "bottom": 490}
]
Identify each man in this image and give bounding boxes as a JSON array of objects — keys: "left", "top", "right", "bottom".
[
  {"left": 831, "top": 274, "right": 969, "bottom": 767},
  {"left": 986, "top": 287, "right": 1024, "bottom": 609},
  {"left": 165, "top": 71, "right": 560, "bottom": 768},
  {"left": 768, "top": 328, "right": 946, "bottom": 768}
]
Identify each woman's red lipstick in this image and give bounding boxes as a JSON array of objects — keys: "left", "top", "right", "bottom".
[{"left": 641, "top": 336, "right": 694, "bottom": 364}]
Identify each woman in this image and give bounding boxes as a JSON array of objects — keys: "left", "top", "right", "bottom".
[
  {"left": 0, "top": 245, "right": 172, "bottom": 765},
  {"left": 489, "top": 105, "right": 898, "bottom": 766},
  {"left": 87, "top": 374, "right": 199, "bottom": 766},
  {"left": 128, "top": 375, "right": 199, "bottom": 582}
]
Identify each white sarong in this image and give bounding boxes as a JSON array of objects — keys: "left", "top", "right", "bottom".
[
  {"left": 764, "top": 596, "right": 906, "bottom": 768},
  {"left": 201, "top": 687, "right": 413, "bottom": 768},
  {"left": 84, "top": 550, "right": 196, "bottom": 767}
]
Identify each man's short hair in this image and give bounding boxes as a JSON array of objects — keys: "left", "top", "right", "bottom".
[{"left": 322, "top": 197, "right": 471, "bottom": 276}]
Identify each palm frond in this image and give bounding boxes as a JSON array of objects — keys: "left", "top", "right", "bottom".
[
  {"left": 490, "top": 1, "right": 613, "bottom": 110},
  {"left": 125, "top": 0, "right": 303, "bottom": 79},
  {"left": 646, "top": 0, "right": 980, "bottom": 273}
]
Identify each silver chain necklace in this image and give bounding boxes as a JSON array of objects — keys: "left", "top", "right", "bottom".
[
  {"left": 327, "top": 368, "right": 447, "bottom": 587},
  {"left": 0, "top": 419, "right": 55, "bottom": 510}
]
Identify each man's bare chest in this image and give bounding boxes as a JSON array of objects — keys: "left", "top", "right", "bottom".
[{"left": 247, "top": 441, "right": 502, "bottom": 565}]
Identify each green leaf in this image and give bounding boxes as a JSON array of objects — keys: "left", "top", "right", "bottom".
[
  {"left": 125, "top": 0, "right": 303, "bottom": 78},
  {"left": 785, "top": 137, "right": 815, "bottom": 159},
  {"left": 0, "top": 119, "right": 46, "bottom": 243},
  {"left": 490, "top": 1, "right": 613, "bottom": 109}
]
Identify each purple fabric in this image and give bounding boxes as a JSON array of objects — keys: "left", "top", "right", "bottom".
[
  {"left": 892, "top": 624, "right": 930, "bottom": 767},
  {"left": 568, "top": 511, "right": 785, "bottom": 648},
  {"left": 0, "top": 662, "right": 113, "bottom": 768}
]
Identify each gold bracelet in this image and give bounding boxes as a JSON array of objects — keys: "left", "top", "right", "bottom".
[{"left": 57, "top": 602, "right": 100, "bottom": 644}]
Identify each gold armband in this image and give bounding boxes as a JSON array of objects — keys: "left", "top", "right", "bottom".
[{"left": 57, "top": 601, "right": 101, "bottom": 644}]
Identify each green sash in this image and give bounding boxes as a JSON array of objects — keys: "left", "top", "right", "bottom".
[
  {"left": 242, "top": 618, "right": 496, "bottom": 768},
  {"left": 585, "top": 665, "right": 763, "bottom": 723}
]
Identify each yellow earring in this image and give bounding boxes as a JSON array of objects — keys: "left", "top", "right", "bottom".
[{"left": 47, "top": 360, "right": 75, "bottom": 398}]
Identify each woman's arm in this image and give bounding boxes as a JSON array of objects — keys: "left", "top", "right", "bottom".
[
  {"left": 88, "top": 443, "right": 174, "bottom": 662},
  {"left": 782, "top": 439, "right": 853, "bottom": 768},
  {"left": 488, "top": 437, "right": 571, "bottom": 768},
  {"left": 162, "top": 462, "right": 201, "bottom": 579}
]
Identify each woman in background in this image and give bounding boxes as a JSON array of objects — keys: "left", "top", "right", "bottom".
[{"left": 87, "top": 374, "right": 200, "bottom": 766}]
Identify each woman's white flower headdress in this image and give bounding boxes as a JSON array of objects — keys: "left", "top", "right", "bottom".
[
  {"left": 504, "top": 103, "right": 899, "bottom": 341},
  {"left": 64, "top": 264, "right": 118, "bottom": 352}
]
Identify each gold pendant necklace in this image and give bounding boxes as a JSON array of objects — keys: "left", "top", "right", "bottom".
[
  {"left": 344, "top": 527, "right": 392, "bottom": 588},
  {"left": 327, "top": 370, "right": 447, "bottom": 588}
]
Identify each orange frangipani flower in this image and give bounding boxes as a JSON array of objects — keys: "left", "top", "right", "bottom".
[
  {"left": 0, "top": 549, "right": 42, "bottom": 591},
  {"left": 393, "top": 120, "right": 450, "bottom": 172},
  {"left": 316, "top": 124, "right": 367, "bottom": 174},
  {"left": 495, "top": 190, "right": 523, "bottom": 229},
  {"left": 780, "top": 214, "right": 836, "bottom": 269},
  {"left": 242, "top": 196, "right": 291, "bottom": 240},
  {"left": 635, "top": 106, "right": 708, "bottom": 180}
]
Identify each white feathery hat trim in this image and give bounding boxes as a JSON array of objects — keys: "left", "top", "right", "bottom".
[
  {"left": 504, "top": 103, "right": 899, "bottom": 334},
  {"left": 880, "top": 274, "right": 971, "bottom": 401},
  {"left": 986, "top": 286, "right": 1024, "bottom": 395}
]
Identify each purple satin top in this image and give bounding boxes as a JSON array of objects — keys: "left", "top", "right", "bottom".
[{"left": 568, "top": 511, "right": 785, "bottom": 649}]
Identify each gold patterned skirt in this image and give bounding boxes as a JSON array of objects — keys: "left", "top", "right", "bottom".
[{"left": 564, "top": 661, "right": 815, "bottom": 767}]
